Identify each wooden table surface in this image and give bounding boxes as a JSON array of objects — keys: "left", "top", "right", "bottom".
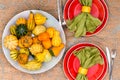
[{"left": 0, "top": 0, "right": 120, "bottom": 80}]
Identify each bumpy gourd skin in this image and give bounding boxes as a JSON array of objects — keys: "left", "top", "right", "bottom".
[
  {"left": 27, "top": 11, "right": 35, "bottom": 31},
  {"left": 52, "top": 30, "right": 62, "bottom": 47},
  {"left": 46, "top": 27, "right": 55, "bottom": 38},
  {"left": 16, "top": 24, "right": 28, "bottom": 38},
  {"left": 17, "top": 53, "right": 28, "bottom": 64},
  {"left": 29, "top": 43, "right": 43, "bottom": 55},
  {"left": 34, "top": 13, "right": 46, "bottom": 25},
  {"left": 4, "top": 35, "right": 18, "bottom": 50},
  {"left": 32, "top": 25, "right": 46, "bottom": 36},
  {"left": 18, "top": 36, "right": 33, "bottom": 48}
]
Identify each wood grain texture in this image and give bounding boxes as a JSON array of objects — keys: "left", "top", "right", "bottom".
[{"left": 0, "top": 0, "right": 120, "bottom": 80}]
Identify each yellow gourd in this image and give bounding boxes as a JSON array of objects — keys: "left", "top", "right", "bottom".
[
  {"left": 44, "top": 49, "right": 52, "bottom": 62},
  {"left": 20, "top": 60, "right": 42, "bottom": 70},
  {"left": 10, "top": 49, "right": 19, "bottom": 61},
  {"left": 10, "top": 25, "right": 17, "bottom": 35},
  {"left": 19, "top": 48, "right": 29, "bottom": 55},
  {"left": 35, "top": 52, "right": 46, "bottom": 62},
  {"left": 29, "top": 44, "right": 43, "bottom": 55},
  {"left": 32, "top": 25, "right": 46, "bottom": 36},
  {"left": 27, "top": 11, "right": 35, "bottom": 31},
  {"left": 50, "top": 43, "right": 64, "bottom": 56},
  {"left": 16, "top": 17, "right": 26, "bottom": 25},
  {"left": 34, "top": 13, "right": 46, "bottom": 25},
  {"left": 46, "top": 27, "right": 55, "bottom": 38},
  {"left": 4, "top": 35, "right": 18, "bottom": 50},
  {"left": 52, "top": 30, "right": 62, "bottom": 47}
]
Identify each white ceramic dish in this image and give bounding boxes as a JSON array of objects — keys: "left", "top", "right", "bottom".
[{"left": 2, "top": 10, "right": 66, "bottom": 74}]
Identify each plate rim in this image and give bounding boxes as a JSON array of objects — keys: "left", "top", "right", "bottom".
[
  {"left": 63, "top": 0, "right": 109, "bottom": 37},
  {"left": 2, "top": 10, "right": 66, "bottom": 74},
  {"left": 63, "top": 42, "right": 108, "bottom": 80}
]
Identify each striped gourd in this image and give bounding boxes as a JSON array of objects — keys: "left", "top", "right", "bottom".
[
  {"left": 10, "top": 49, "right": 19, "bottom": 61},
  {"left": 27, "top": 11, "right": 35, "bottom": 31},
  {"left": 10, "top": 25, "right": 17, "bottom": 35}
]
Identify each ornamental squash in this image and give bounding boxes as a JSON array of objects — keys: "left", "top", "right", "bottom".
[
  {"left": 29, "top": 44, "right": 43, "bottom": 56},
  {"left": 10, "top": 25, "right": 17, "bottom": 35},
  {"left": 17, "top": 53, "right": 28, "bottom": 64},
  {"left": 34, "top": 13, "right": 46, "bottom": 25},
  {"left": 49, "top": 43, "right": 64, "bottom": 56},
  {"left": 19, "top": 48, "right": 29, "bottom": 55},
  {"left": 38, "top": 32, "right": 50, "bottom": 41},
  {"left": 35, "top": 52, "right": 46, "bottom": 62},
  {"left": 27, "top": 11, "right": 35, "bottom": 31},
  {"left": 33, "top": 37, "right": 41, "bottom": 44},
  {"left": 20, "top": 60, "right": 42, "bottom": 70},
  {"left": 44, "top": 49, "right": 52, "bottom": 62},
  {"left": 32, "top": 25, "right": 46, "bottom": 36},
  {"left": 4, "top": 35, "right": 18, "bottom": 50},
  {"left": 16, "top": 24, "right": 28, "bottom": 38},
  {"left": 18, "top": 36, "right": 33, "bottom": 48},
  {"left": 16, "top": 17, "right": 26, "bottom": 25},
  {"left": 52, "top": 30, "right": 62, "bottom": 47},
  {"left": 42, "top": 39, "right": 52, "bottom": 49},
  {"left": 46, "top": 27, "right": 55, "bottom": 38},
  {"left": 10, "top": 49, "right": 19, "bottom": 61}
]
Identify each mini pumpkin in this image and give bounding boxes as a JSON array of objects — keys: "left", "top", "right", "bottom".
[
  {"left": 17, "top": 53, "right": 28, "bottom": 64},
  {"left": 4, "top": 35, "right": 18, "bottom": 50},
  {"left": 16, "top": 17, "right": 26, "bottom": 25},
  {"left": 16, "top": 24, "right": 28, "bottom": 38},
  {"left": 18, "top": 36, "right": 33, "bottom": 48},
  {"left": 29, "top": 43, "right": 43, "bottom": 56}
]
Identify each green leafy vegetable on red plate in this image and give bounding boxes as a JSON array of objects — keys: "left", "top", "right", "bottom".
[
  {"left": 73, "top": 46, "right": 104, "bottom": 80},
  {"left": 66, "top": 0, "right": 102, "bottom": 37}
]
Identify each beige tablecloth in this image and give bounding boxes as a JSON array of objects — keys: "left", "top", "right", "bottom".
[{"left": 0, "top": 0, "right": 120, "bottom": 80}]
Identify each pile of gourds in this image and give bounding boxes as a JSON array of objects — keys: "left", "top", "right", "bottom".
[{"left": 3, "top": 11, "right": 65, "bottom": 70}]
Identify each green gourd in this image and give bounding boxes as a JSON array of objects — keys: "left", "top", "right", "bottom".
[{"left": 16, "top": 24, "right": 28, "bottom": 38}]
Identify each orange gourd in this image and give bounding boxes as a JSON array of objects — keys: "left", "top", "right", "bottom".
[
  {"left": 50, "top": 43, "right": 64, "bottom": 56},
  {"left": 17, "top": 53, "right": 28, "bottom": 64},
  {"left": 42, "top": 39, "right": 52, "bottom": 49},
  {"left": 18, "top": 36, "right": 33, "bottom": 48},
  {"left": 38, "top": 32, "right": 50, "bottom": 41}
]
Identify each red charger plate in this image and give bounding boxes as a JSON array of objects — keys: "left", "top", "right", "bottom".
[
  {"left": 63, "top": 0, "right": 108, "bottom": 36},
  {"left": 63, "top": 43, "right": 108, "bottom": 80}
]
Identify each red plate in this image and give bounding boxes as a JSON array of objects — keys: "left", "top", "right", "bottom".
[
  {"left": 64, "top": 0, "right": 73, "bottom": 20},
  {"left": 64, "top": 0, "right": 108, "bottom": 36},
  {"left": 63, "top": 43, "right": 108, "bottom": 80}
]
